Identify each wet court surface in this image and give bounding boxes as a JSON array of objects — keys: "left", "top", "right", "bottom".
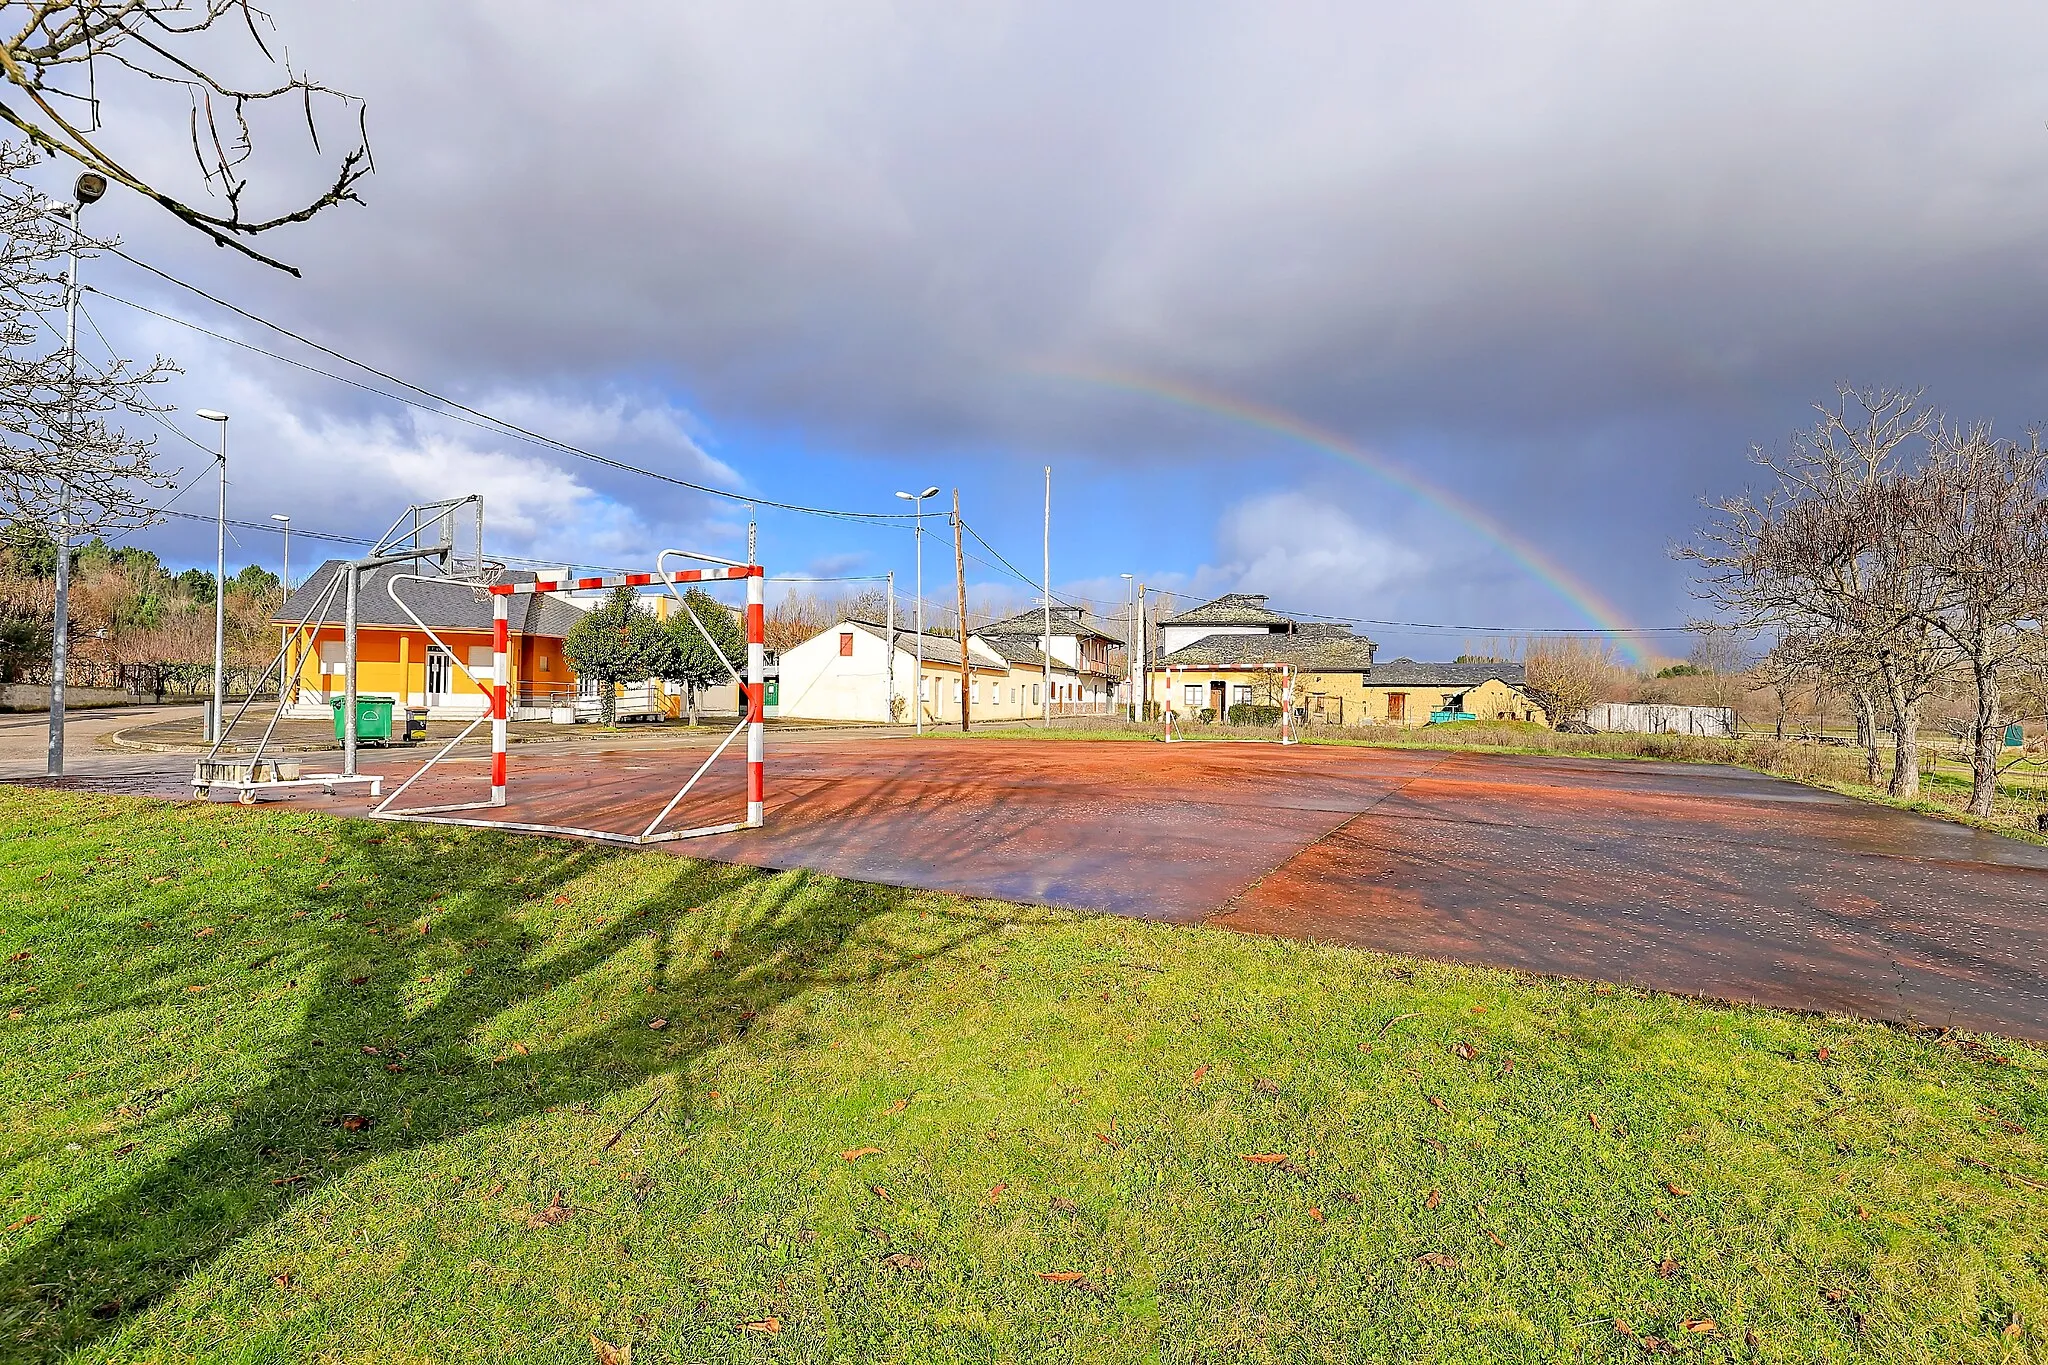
[{"left": 21, "top": 734, "right": 2048, "bottom": 1041}]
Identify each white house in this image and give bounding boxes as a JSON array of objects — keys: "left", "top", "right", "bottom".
[
  {"left": 975, "top": 607, "right": 1125, "bottom": 711},
  {"left": 1154, "top": 593, "right": 1298, "bottom": 657},
  {"left": 777, "top": 619, "right": 1011, "bottom": 723}
]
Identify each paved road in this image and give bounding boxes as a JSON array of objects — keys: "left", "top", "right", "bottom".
[
  {"left": 12, "top": 732, "right": 2048, "bottom": 1041},
  {"left": 0, "top": 704, "right": 204, "bottom": 780}
]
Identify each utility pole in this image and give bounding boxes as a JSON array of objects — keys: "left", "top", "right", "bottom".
[
  {"left": 953, "top": 488, "right": 969, "bottom": 731},
  {"left": 1137, "top": 583, "right": 1147, "bottom": 721},
  {"left": 1042, "top": 466, "right": 1052, "bottom": 726},
  {"left": 1121, "top": 573, "right": 1135, "bottom": 721},
  {"left": 885, "top": 570, "right": 895, "bottom": 723},
  {"left": 195, "top": 409, "right": 230, "bottom": 743}
]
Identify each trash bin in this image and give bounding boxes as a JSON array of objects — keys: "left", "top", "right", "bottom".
[
  {"left": 403, "top": 708, "right": 429, "bottom": 743},
  {"left": 330, "top": 694, "right": 396, "bottom": 745}
]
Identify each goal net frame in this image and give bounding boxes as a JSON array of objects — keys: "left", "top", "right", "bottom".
[{"left": 367, "top": 549, "right": 766, "bottom": 844}]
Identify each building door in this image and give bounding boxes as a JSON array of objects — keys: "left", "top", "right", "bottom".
[
  {"left": 1387, "top": 691, "right": 1407, "bottom": 722},
  {"left": 1209, "top": 680, "right": 1226, "bottom": 715},
  {"left": 425, "top": 644, "right": 454, "bottom": 698}
]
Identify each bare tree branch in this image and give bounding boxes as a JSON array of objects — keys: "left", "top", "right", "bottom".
[{"left": 0, "top": 0, "right": 371, "bottom": 274}]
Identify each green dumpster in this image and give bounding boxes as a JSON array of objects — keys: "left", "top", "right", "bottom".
[{"left": 330, "top": 694, "right": 396, "bottom": 745}]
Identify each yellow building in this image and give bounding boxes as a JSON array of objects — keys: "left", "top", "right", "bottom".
[
  {"left": 1150, "top": 593, "right": 1543, "bottom": 727},
  {"left": 274, "top": 560, "right": 584, "bottom": 719}
]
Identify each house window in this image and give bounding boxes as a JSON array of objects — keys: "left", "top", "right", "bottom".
[
  {"left": 539, "top": 655, "right": 550, "bottom": 672},
  {"left": 1232, "top": 684, "right": 1253, "bottom": 706},
  {"left": 971, "top": 681, "right": 980, "bottom": 704},
  {"left": 1032, "top": 683, "right": 1041, "bottom": 706},
  {"left": 838, "top": 631, "right": 854, "bottom": 657},
  {"left": 425, "top": 644, "right": 453, "bottom": 694},
  {"left": 1184, "top": 683, "right": 1203, "bottom": 708},
  {"left": 318, "top": 641, "right": 344, "bottom": 675}
]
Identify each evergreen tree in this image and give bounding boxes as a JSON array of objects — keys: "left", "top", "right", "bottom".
[
  {"left": 562, "top": 586, "right": 661, "bottom": 725},
  {"left": 647, "top": 587, "right": 745, "bottom": 725}
]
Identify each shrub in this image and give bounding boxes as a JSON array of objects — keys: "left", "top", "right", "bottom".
[
  {"left": 1227, "top": 703, "right": 1282, "bottom": 726},
  {"left": 1197, "top": 707, "right": 1217, "bottom": 724}
]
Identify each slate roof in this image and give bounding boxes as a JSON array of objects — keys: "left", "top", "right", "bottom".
[
  {"left": 978, "top": 606, "right": 1120, "bottom": 641},
  {"left": 276, "top": 559, "right": 586, "bottom": 638},
  {"left": 840, "top": 619, "right": 1007, "bottom": 671},
  {"left": 1157, "top": 592, "right": 1295, "bottom": 629},
  {"left": 1158, "top": 629, "right": 1378, "bottom": 671},
  {"left": 1365, "top": 658, "right": 1528, "bottom": 688},
  {"left": 972, "top": 632, "right": 1072, "bottom": 672}
]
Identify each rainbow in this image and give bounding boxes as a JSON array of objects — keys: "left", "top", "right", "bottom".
[{"left": 1030, "top": 363, "right": 1649, "bottom": 665}]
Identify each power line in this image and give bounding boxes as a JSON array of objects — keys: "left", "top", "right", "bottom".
[{"left": 86, "top": 262, "right": 922, "bottom": 525}]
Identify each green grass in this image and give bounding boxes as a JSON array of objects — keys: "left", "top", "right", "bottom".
[{"left": 1, "top": 791, "right": 2043, "bottom": 1363}]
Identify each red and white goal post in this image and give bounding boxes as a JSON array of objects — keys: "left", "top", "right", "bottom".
[{"left": 368, "top": 550, "right": 766, "bottom": 844}]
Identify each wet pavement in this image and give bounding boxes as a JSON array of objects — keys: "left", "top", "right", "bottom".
[{"left": 15, "top": 734, "right": 2048, "bottom": 1041}]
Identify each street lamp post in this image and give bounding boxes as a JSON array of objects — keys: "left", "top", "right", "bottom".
[
  {"left": 272, "top": 513, "right": 291, "bottom": 593},
  {"left": 46, "top": 172, "right": 106, "bottom": 777},
  {"left": 273, "top": 513, "right": 293, "bottom": 708},
  {"left": 196, "top": 410, "right": 228, "bottom": 742},
  {"left": 894, "top": 486, "right": 940, "bottom": 733}
]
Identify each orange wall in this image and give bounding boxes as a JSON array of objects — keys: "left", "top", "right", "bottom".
[{"left": 280, "top": 625, "right": 569, "bottom": 699}]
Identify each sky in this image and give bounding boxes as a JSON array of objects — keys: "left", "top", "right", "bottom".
[{"left": 25, "top": 1, "right": 2048, "bottom": 663}]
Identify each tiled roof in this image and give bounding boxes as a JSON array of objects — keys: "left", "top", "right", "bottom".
[
  {"left": 978, "top": 606, "right": 1120, "bottom": 641},
  {"left": 972, "top": 632, "right": 1074, "bottom": 671},
  {"left": 276, "top": 559, "right": 582, "bottom": 637},
  {"left": 1158, "top": 630, "right": 1377, "bottom": 670},
  {"left": 1157, "top": 593, "right": 1295, "bottom": 628},
  {"left": 1366, "top": 659, "right": 1528, "bottom": 688}
]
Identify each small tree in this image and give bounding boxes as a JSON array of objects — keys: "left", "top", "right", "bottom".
[
  {"left": 563, "top": 586, "right": 660, "bottom": 725},
  {"left": 1521, "top": 637, "right": 1626, "bottom": 730},
  {"left": 647, "top": 587, "right": 744, "bottom": 725}
]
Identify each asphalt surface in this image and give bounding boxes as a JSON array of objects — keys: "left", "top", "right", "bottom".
[{"left": 12, "top": 730, "right": 2048, "bottom": 1041}]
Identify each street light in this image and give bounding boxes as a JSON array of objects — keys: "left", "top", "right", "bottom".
[
  {"left": 271, "top": 513, "right": 291, "bottom": 593},
  {"left": 196, "top": 409, "right": 228, "bottom": 743},
  {"left": 894, "top": 486, "right": 941, "bottom": 733},
  {"left": 273, "top": 513, "right": 295, "bottom": 709},
  {"left": 1121, "top": 573, "right": 1135, "bottom": 720},
  {"left": 45, "top": 174, "right": 104, "bottom": 777}
]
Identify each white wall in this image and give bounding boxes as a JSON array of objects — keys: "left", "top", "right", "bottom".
[
  {"left": 1587, "top": 701, "right": 1736, "bottom": 738},
  {"left": 778, "top": 623, "right": 905, "bottom": 721}
]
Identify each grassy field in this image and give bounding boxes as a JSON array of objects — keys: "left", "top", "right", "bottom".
[{"left": 1, "top": 790, "right": 2043, "bottom": 1363}]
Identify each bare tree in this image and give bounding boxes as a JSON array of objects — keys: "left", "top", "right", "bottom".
[
  {"left": 1, "top": 0, "right": 372, "bottom": 273},
  {"left": 1520, "top": 636, "right": 1626, "bottom": 730},
  {"left": 0, "top": 145, "right": 175, "bottom": 535},
  {"left": 1686, "top": 386, "right": 1948, "bottom": 797},
  {"left": 1911, "top": 426, "right": 2048, "bottom": 815}
]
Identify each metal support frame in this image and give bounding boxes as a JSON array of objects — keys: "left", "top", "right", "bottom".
[
  {"left": 1281, "top": 665, "right": 1295, "bottom": 746},
  {"left": 369, "top": 551, "right": 767, "bottom": 845},
  {"left": 191, "top": 566, "right": 384, "bottom": 802}
]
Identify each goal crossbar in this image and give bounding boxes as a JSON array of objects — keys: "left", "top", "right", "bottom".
[{"left": 368, "top": 555, "right": 766, "bottom": 843}]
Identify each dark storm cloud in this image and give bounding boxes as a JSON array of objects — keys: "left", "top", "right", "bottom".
[{"left": 55, "top": 1, "right": 2048, "bottom": 616}]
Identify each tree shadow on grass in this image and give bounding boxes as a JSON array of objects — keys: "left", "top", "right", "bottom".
[{"left": 0, "top": 813, "right": 1008, "bottom": 1360}]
